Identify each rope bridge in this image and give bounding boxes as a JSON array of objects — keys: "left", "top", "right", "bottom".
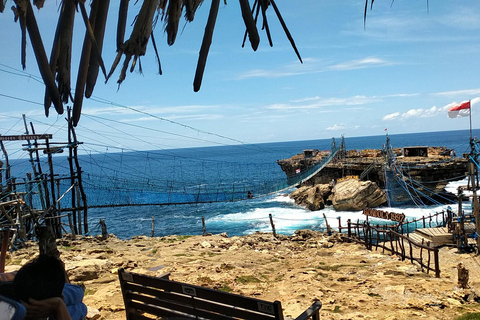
[
  {"left": 4, "top": 139, "right": 339, "bottom": 209},
  {"left": 77, "top": 146, "right": 339, "bottom": 207}
]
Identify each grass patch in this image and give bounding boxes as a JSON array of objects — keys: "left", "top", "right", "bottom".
[
  {"left": 236, "top": 275, "right": 261, "bottom": 284},
  {"left": 220, "top": 263, "right": 235, "bottom": 271},
  {"left": 316, "top": 264, "right": 344, "bottom": 272},
  {"left": 173, "top": 253, "right": 187, "bottom": 257},
  {"left": 259, "top": 273, "right": 269, "bottom": 281},
  {"left": 455, "top": 313, "right": 480, "bottom": 320},
  {"left": 84, "top": 288, "right": 96, "bottom": 296},
  {"left": 197, "top": 276, "right": 214, "bottom": 285},
  {"left": 333, "top": 306, "right": 341, "bottom": 313},
  {"left": 367, "top": 293, "right": 381, "bottom": 298},
  {"left": 217, "top": 284, "right": 233, "bottom": 293},
  {"left": 159, "top": 235, "right": 192, "bottom": 243}
]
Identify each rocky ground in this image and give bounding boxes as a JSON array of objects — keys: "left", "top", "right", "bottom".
[{"left": 4, "top": 230, "right": 480, "bottom": 320}]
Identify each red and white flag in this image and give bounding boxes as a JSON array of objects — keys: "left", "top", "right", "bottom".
[{"left": 448, "top": 101, "right": 471, "bottom": 119}]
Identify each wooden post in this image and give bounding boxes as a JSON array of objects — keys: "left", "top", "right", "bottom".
[
  {"left": 337, "top": 217, "right": 341, "bottom": 232},
  {"left": 458, "top": 187, "right": 463, "bottom": 219},
  {"left": 76, "top": 184, "right": 82, "bottom": 236},
  {"left": 269, "top": 214, "right": 277, "bottom": 238},
  {"left": 100, "top": 219, "right": 108, "bottom": 239},
  {"left": 36, "top": 225, "right": 59, "bottom": 258},
  {"left": 434, "top": 248, "right": 440, "bottom": 278},
  {"left": 151, "top": 216, "right": 155, "bottom": 237},
  {"left": 323, "top": 213, "right": 331, "bottom": 236},
  {"left": 0, "top": 229, "right": 10, "bottom": 273},
  {"left": 67, "top": 108, "right": 78, "bottom": 235},
  {"left": 457, "top": 263, "right": 469, "bottom": 288},
  {"left": 202, "top": 216, "right": 207, "bottom": 236},
  {"left": 347, "top": 219, "right": 351, "bottom": 238}
]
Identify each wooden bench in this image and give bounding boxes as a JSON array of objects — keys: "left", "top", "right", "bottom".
[{"left": 118, "top": 268, "right": 322, "bottom": 320}]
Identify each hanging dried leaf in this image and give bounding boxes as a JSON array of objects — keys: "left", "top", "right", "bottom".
[
  {"left": 33, "top": 0, "right": 45, "bottom": 9},
  {"left": 14, "top": 0, "right": 63, "bottom": 116},
  {"left": 239, "top": 0, "right": 259, "bottom": 51},
  {"left": 165, "top": 0, "right": 181, "bottom": 45},
  {"left": 193, "top": 0, "right": 220, "bottom": 92},
  {"left": 116, "top": 0, "right": 129, "bottom": 52},
  {"left": 46, "top": 0, "right": 76, "bottom": 106},
  {"left": 73, "top": 0, "right": 101, "bottom": 126},
  {"left": 106, "top": 0, "right": 159, "bottom": 85},
  {"left": 183, "top": 0, "right": 203, "bottom": 22},
  {"left": 86, "top": 0, "right": 110, "bottom": 98}
]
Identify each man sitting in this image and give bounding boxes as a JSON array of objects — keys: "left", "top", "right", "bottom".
[{"left": 0, "top": 254, "right": 87, "bottom": 320}]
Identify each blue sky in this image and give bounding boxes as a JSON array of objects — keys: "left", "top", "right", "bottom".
[{"left": 1, "top": 1, "right": 480, "bottom": 154}]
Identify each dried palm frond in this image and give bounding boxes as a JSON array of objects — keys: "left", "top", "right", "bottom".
[
  {"left": 33, "top": 0, "right": 45, "bottom": 9},
  {"left": 165, "top": 0, "right": 181, "bottom": 45},
  {"left": 106, "top": 0, "right": 159, "bottom": 86},
  {"left": 116, "top": 0, "right": 129, "bottom": 52},
  {"left": 47, "top": 0, "right": 76, "bottom": 106},
  {"left": 11, "top": 4, "right": 26, "bottom": 69},
  {"left": 270, "top": 0, "right": 302, "bottom": 63},
  {"left": 239, "top": 0, "right": 259, "bottom": 51},
  {"left": 86, "top": 0, "right": 110, "bottom": 98},
  {"left": 193, "top": 0, "right": 220, "bottom": 92},
  {"left": 14, "top": 0, "right": 63, "bottom": 116},
  {"left": 73, "top": 0, "right": 103, "bottom": 126},
  {"left": 183, "top": 0, "right": 203, "bottom": 22}
]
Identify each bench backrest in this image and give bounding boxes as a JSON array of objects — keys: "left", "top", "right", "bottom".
[{"left": 118, "top": 268, "right": 284, "bottom": 320}]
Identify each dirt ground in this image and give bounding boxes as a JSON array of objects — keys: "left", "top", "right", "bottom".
[{"left": 4, "top": 230, "right": 480, "bottom": 320}]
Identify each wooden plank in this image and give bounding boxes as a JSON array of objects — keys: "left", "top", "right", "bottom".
[
  {"left": 0, "top": 134, "right": 52, "bottom": 141},
  {"left": 125, "top": 284, "right": 275, "bottom": 320},
  {"left": 119, "top": 269, "right": 281, "bottom": 320},
  {"left": 122, "top": 270, "right": 277, "bottom": 314}
]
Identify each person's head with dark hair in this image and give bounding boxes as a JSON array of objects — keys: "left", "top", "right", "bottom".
[{"left": 13, "top": 254, "right": 66, "bottom": 302}]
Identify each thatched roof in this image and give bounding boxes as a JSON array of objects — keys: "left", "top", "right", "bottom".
[{"left": 5, "top": 0, "right": 302, "bottom": 125}]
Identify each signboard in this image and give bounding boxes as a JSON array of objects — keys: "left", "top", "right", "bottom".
[
  {"left": 363, "top": 208, "right": 405, "bottom": 223},
  {"left": 0, "top": 134, "right": 52, "bottom": 141}
]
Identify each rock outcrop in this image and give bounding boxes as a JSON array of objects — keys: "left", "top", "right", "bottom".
[
  {"left": 289, "top": 184, "right": 332, "bottom": 211},
  {"left": 331, "top": 179, "right": 387, "bottom": 211}
]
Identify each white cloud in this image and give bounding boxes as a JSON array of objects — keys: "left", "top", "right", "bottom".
[
  {"left": 383, "top": 106, "right": 444, "bottom": 121},
  {"left": 326, "top": 123, "right": 346, "bottom": 130},
  {"left": 236, "top": 56, "right": 392, "bottom": 80},
  {"left": 329, "top": 57, "right": 392, "bottom": 71},
  {"left": 267, "top": 95, "right": 380, "bottom": 111},
  {"left": 383, "top": 112, "right": 400, "bottom": 121},
  {"left": 433, "top": 89, "right": 480, "bottom": 97}
]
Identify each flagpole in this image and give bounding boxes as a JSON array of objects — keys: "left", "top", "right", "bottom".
[{"left": 469, "top": 99, "right": 472, "bottom": 140}]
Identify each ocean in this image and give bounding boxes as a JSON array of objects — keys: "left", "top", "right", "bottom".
[
  {"left": 81, "top": 129, "right": 478, "bottom": 239},
  {"left": 7, "top": 129, "right": 479, "bottom": 239}
]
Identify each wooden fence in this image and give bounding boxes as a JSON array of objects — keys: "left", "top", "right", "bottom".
[{"left": 342, "top": 219, "right": 441, "bottom": 278}]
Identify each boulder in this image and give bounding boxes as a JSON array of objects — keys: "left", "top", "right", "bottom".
[
  {"left": 289, "top": 184, "right": 332, "bottom": 211},
  {"left": 331, "top": 179, "right": 386, "bottom": 211}
]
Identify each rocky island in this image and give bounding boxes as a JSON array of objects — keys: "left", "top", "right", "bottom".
[{"left": 277, "top": 145, "right": 468, "bottom": 211}]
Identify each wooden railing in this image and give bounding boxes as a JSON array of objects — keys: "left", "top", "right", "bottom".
[{"left": 343, "top": 219, "right": 441, "bottom": 278}]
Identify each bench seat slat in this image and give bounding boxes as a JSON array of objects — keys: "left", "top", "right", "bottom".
[
  {"left": 125, "top": 287, "right": 276, "bottom": 320},
  {"left": 122, "top": 270, "right": 279, "bottom": 315},
  {"left": 129, "top": 298, "right": 274, "bottom": 320},
  {"left": 119, "top": 268, "right": 318, "bottom": 320}
]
